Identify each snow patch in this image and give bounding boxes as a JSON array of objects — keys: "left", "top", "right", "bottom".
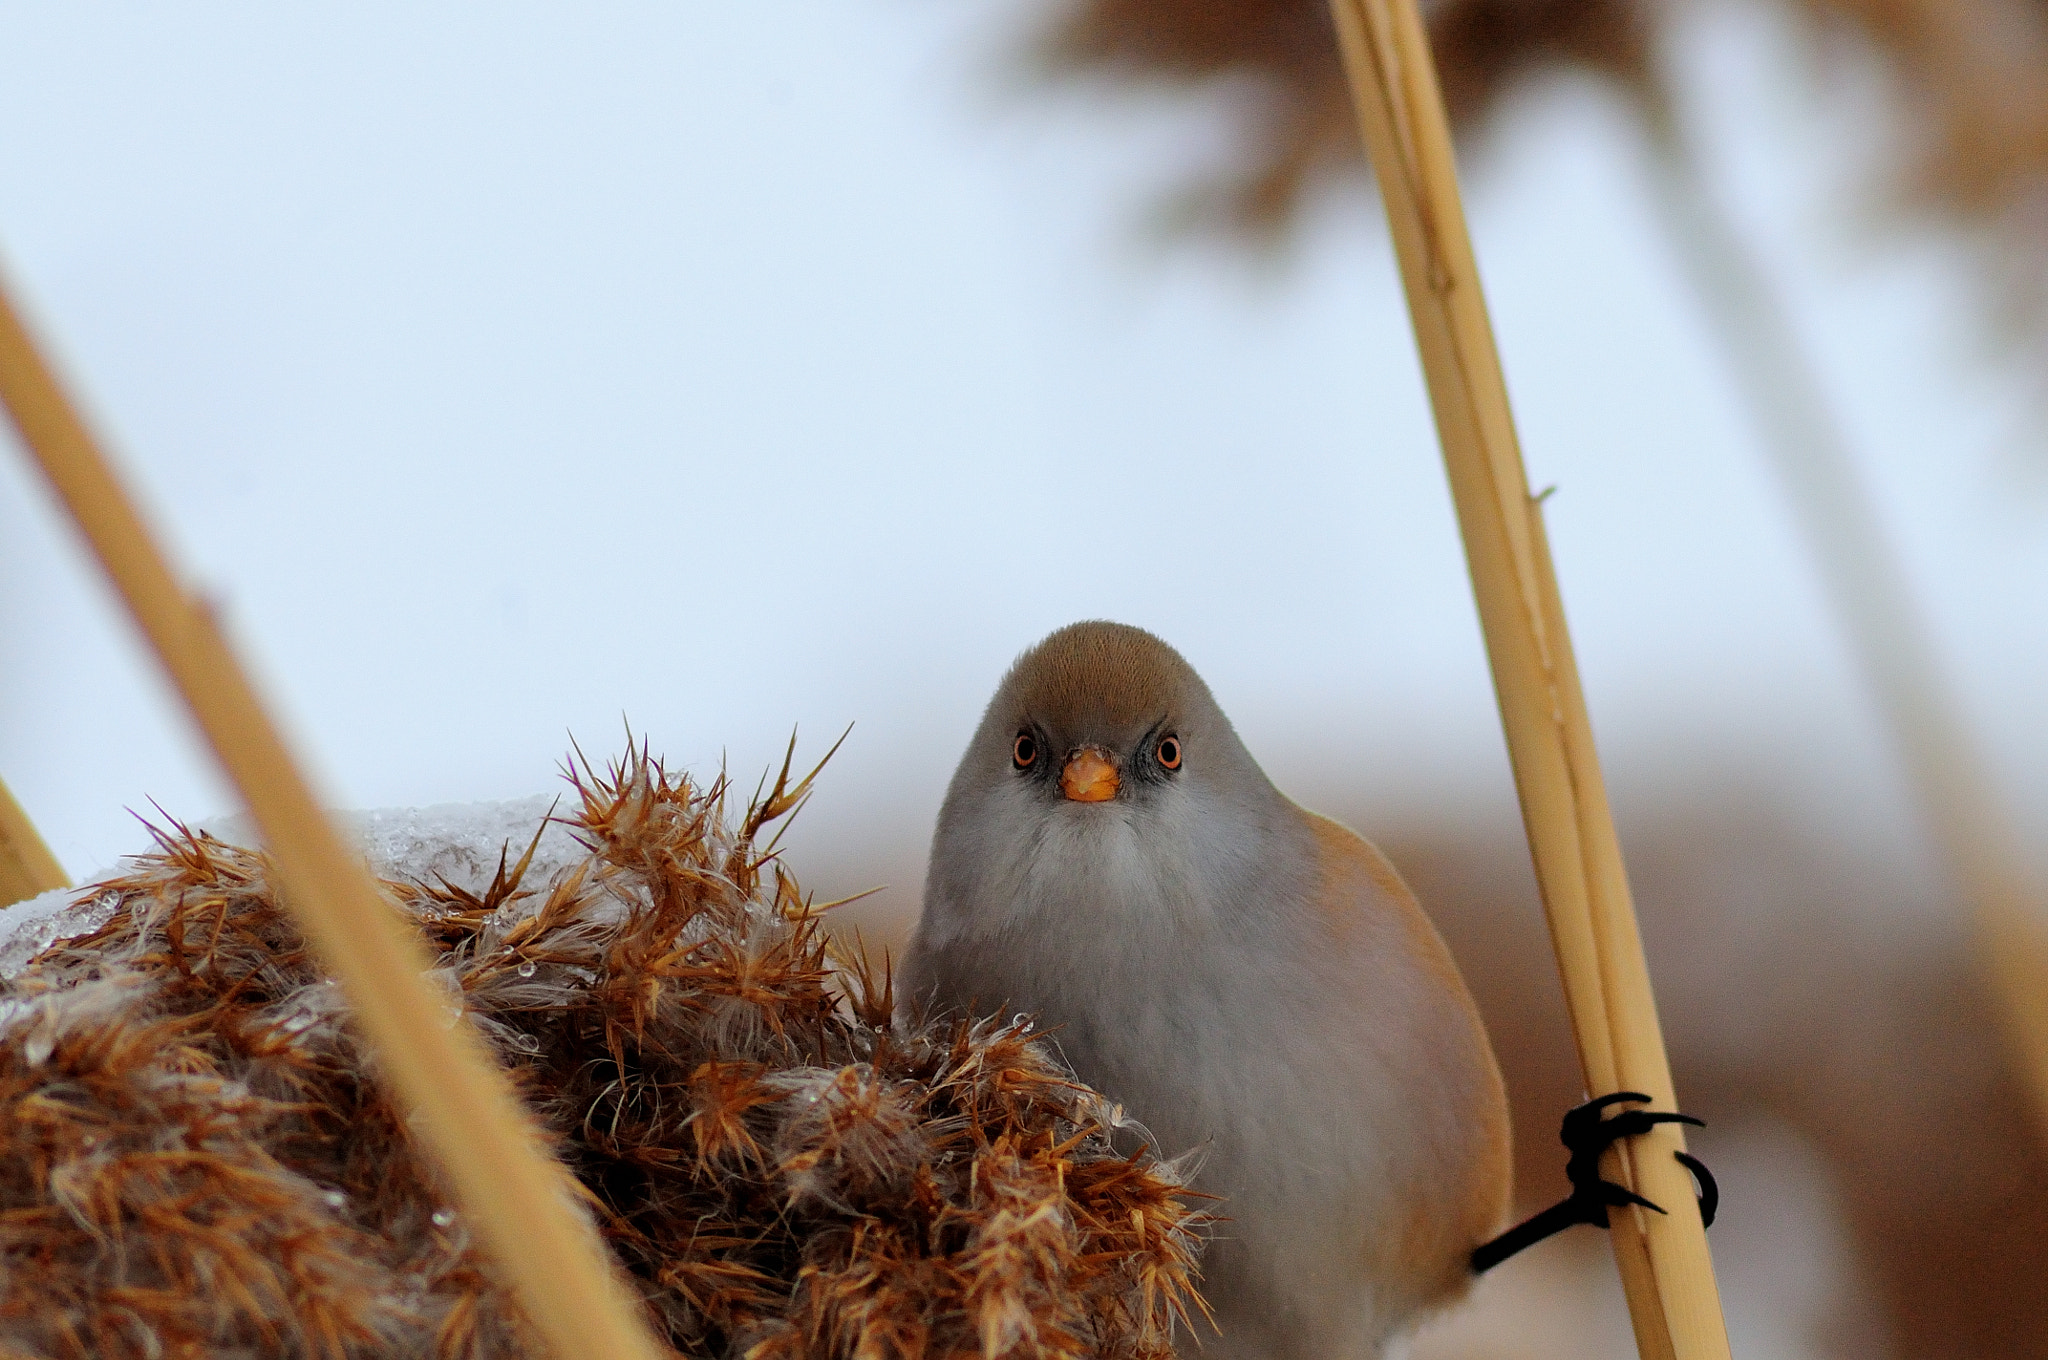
[
  {"left": 202, "top": 793, "right": 584, "bottom": 895},
  {"left": 1, "top": 795, "right": 580, "bottom": 978},
  {"left": 0, "top": 884, "right": 118, "bottom": 979}
]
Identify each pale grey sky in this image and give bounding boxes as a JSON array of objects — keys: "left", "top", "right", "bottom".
[{"left": 1, "top": 0, "right": 2042, "bottom": 916}]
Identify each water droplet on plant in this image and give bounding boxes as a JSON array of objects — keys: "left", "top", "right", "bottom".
[
  {"left": 432, "top": 1209, "right": 455, "bottom": 1228},
  {"left": 513, "top": 1033, "right": 540, "bottom": 1053},
  {"left": 324, "top": 1190, "right": 347, "bottom": 1209},
  {"left": 517, "top": 960, "right": 537, "bottom": 978}
]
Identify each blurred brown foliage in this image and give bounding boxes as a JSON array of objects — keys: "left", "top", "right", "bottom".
[{"left": 1033, "top": 0, "right": 2048, "bottom": 354}]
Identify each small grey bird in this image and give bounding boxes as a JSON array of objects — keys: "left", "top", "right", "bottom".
[{"left": 901, "top": 620, "right": 1512, "bottom": 1360}]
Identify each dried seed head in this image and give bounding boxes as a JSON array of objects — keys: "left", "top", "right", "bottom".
[{"left": 0, "top": 737, "right": 1209, "bottom": 1357}]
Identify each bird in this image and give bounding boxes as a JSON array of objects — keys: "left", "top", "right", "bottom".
[{"left": 900, "top": 620, "right": 1515, "bottom": 1360}]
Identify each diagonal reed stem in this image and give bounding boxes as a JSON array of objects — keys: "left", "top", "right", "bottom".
[
  {"left": 0, "top": 774, "right": 68, "bottom": 908},
  {"left": 1324, "top": 1, "right": 1732, "bottom": 1356},
  {"left": 0, "top": 267, "right": 668, "bottom": 1360}
]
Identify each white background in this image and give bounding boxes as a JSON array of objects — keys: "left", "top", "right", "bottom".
[{"left": 1, "top": 0, "right": 2042, "bottom": 925}]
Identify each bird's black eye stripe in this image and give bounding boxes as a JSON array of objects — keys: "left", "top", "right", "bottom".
[{"left": 1012, "top": 732, "right": 1038, "bottom": 770}]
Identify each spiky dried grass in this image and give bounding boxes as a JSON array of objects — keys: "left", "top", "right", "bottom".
[{"left": 0, "top": 744, "right": 1207, "bottom": 1359}]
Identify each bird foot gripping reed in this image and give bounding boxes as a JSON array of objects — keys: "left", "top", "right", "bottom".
[{"left": 0, "top": 743, "right": 1209, "bottom": 1360}]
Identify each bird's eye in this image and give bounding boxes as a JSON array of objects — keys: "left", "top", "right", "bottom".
[
  {"left": 1013, "top": 733, "right": 1037, "bottom": 769},
  {"left": 1156, "top": 736, "right": 1182, "bottom": 771}
]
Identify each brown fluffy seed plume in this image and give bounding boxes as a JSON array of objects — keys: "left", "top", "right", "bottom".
[{"left": 0, "top": 741, "right": 1208, "bottom": 1359}]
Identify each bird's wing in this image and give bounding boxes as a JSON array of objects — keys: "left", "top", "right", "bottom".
[{"left": 1297, "top": 808, "right": 1516, "bottom": 1303}]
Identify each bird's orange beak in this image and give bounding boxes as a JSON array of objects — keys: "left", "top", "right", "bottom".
[{"left": 1060, "top": 747, "right": 1120, "bottom": 803}]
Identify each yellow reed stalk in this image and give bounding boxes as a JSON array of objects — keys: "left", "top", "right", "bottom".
[
  {"left": 0, "top": 774, "right": 69, "bottom": 908},
  {"left": 1324, "top": 2, "right": 1731, "bottom": 1356},
  {"left": 0, "top": 271, "right": 667, "bottom": 1360}
]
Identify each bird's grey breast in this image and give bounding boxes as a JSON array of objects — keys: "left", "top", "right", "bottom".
[{"left": 908, "top": 784, "right": 1324, "bottom": 1147}]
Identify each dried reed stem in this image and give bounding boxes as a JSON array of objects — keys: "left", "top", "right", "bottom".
[
  {"left": 0, "top": 774, "right": 68, "bottom": 907},
  {"left": 1639, "top": 119, "right": 2048, "bottom": 1134},
  {"left": 1324, "top": 2, "right": 1731, "bottom": 1355},
  {"left": 0, "top": 270, "right": 667, "bottom": 1360}
]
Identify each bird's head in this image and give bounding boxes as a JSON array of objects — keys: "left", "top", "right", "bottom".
[
  {"left": 925, "top": 621, "right": 1296, "bottom": 936},
  {"left": 993, "top": 621, "right": 1212, "bottom": 813}
]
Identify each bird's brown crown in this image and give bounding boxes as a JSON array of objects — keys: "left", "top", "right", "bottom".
[{"left": 1003, "top": 621, "right": 1204, "bottom": 737}]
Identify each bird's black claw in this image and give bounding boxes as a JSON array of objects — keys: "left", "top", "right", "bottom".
[
  {"left": 1598, "top": 1180, "right": 1667, "bottom": 1216},
  {"left": 1471, "top": 1091, "right": 1716, "bottom": 1274},
  {"left": 1675, "top": 1150, "right": 1719, "bottom": 1228},
  {"left": 1564, "top": 1102, "right": 1702, "bottom": 1153},
  {"left": 1567, "top": 1090, "right": 1655, "bottom": 1122},
  {"left": 1560, "top": 1093, "right": 1704, "bottom": 1187}
]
